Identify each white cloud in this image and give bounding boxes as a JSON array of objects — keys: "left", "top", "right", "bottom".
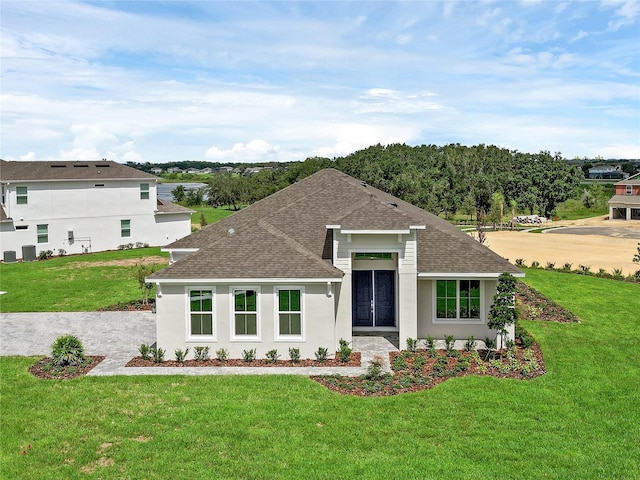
[
  {"left": 570, "top": 30, "right": 589, "bottom": 43},
  {"left": 206, "top": 139, "right": 280, "bottom": 161},
  {"left": 603, "top": 0, "right": 640, "bottom": 30}
]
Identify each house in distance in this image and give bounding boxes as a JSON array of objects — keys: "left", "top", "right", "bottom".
[
  {"left": 0, "top": 160, "right": 193, "bottom": 261},
  {"left": 148, "top": 168, "right": 522, "bottom": 359}
]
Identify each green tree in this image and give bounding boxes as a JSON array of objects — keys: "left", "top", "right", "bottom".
[
  {"left": 487, "top": 192, "right": 505, "bottom": 228},
  {"left": 487, "top": 273, "right": 517, "bottom": 349},
  {"left": 171, "top": 184, "right": 186, "bottom": 203}
]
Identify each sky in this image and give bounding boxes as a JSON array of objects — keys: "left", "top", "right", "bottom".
[{"left": 1, "top": 1, "right": 639, "bottom": 164}]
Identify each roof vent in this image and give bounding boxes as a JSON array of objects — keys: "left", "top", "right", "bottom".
[
  {"left": 95, "top": 164, "right": 110, "bottom": 167},
  {"left": 228, "top": 228, "right": 235, "bottom": 235},
  {"left": 51, "top": 164, "right": 67, "bottom": 168},
  {"left": 360, "top": 181, "right": 367, "bottom": 187},
  {"left": 73, "top": 164, "right": 89, "bottom": 168},
  {"left": 388, "top": 202, "right": 398, "bottom": 208}
]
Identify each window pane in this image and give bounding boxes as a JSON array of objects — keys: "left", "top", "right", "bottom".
[
  {"left": 436, "top": 280, "right": 446, "bottom": 297},
  {"left": 279, "top": 290, "right": 289, "bottom": 311},
  {"left": 469, "top": 280, "right": 480, "bottom": 298},
  {"left": 436, "top": 298, "right": 447, "bottom": 318},
  {"left": 246, "top": 314, "right": 257, "bottom": 335},
  {"left": 235, "top": 314, "right": 246, "bottom": 335},
  {"left": 446, "top": 299, "right": 457, "bottom": 318},
  {"left": 201, "top": 314, "right": 213, "bottom": 335},
  {"left": 446, "top": 280, "right": 457, "bottom": 297},
  {"left": 140, "top": 183, "right": 150, "bottom": 200},
  {"left": 279, "top": 314, "right": 290, "bottom": 335},
  {"left": 290, "top": 290, "right": 300, "bottom": 311},
  {"left": 460, "top": 280, "right": 469, "bottom": 299},
  {"left": 235, "top": 291, "right": 245, "bottom": 311},
  {"left": 245, "top": 290, "right": 256, "bottom": 311},
  {"left": 289, "top": 313, "right": 301, "bottom": 335},
  {"left": 191, "top": 314, "right": 202, "bottom": 335},
  {"left": 470, "top": 298, "right": 481, "bottom": 318}
]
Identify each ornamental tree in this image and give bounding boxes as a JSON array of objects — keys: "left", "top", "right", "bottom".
[{"left": 488, "top": 272, "right": 517, "bottom": 349}]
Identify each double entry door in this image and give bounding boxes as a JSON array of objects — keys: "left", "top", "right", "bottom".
[{"left": 352, "top": 270, "right": 395, "bottom": 327}]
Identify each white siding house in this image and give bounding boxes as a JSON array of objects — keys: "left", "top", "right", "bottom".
[{"left": 0, "top": 160, "right": 193, "bottom": 260}]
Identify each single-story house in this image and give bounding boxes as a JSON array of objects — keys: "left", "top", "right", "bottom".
[
  {"left": 609, "top": 173, "right": 640, "bottom": 221},
  {"left": 148, "top": 169, "right": 522, "bottom": 359}
]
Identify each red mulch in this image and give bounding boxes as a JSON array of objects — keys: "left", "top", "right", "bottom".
[
  {"left": 126, "top": 352, "right": 361, "bottom": 368},
  {"left": 98, "top": 300, "right": 154, "bottom": 311},
  {"left": 312, "top": 343, "right": 546, "bottom": 397},
  {"left": 29, "top": 356, "right": 105, "bottom": 380}
]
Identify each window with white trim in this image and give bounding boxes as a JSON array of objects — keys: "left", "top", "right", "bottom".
[
  {"left": 189, "top": 289, "right": 213, "bottom": 337},
  {"left": 140, "top": 183, "right": 150, "bottom": 200},
  {"left": 626, "top": 185, "right": 633, "bottom": 196},
  {"left": 37, "top": 224, "right": 48, "bottom": 243},
  {"left": 16, "top": 186, "right": 27, "bottom": 205},
  {"left": 233, "top": 289, "right": 258, "bottom": 336},
  {"left": 121, "top": 219, "right": 131, "bottom": 237},
  {"left": 277, "top": 288, "right": 302, "bottom": 337},
  {"left": 436, "top": 280, "right": 481, "bottom": 320}
]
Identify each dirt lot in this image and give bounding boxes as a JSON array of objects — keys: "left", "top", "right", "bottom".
[{"left": 483, "top": 217, "right": 640, "bottom": 275}]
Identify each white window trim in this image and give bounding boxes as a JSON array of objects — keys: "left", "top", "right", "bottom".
[
  {"left": 186, "top": 287, "right": 216, "bottom": 342},
  {"left": 140, "top": 183, "right": 150, "bottom": 200},
  {"left": 626, "top": 185, "right": 633, "bottom": 196},
  {"left": 432, "top": 279, "right": 484, "bottom": 325},
  {"left": 274, "top": 286, "right": 305, "bottom": 342},
  {"left": 230, "top": 286, "right": 261, "bottom": 342}
]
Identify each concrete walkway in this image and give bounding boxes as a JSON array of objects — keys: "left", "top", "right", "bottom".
[{"left": 0, "top": 312, "right": 399, "bottom": 377}]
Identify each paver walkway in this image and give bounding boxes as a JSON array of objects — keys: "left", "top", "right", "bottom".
[{"left": 0, "top": 312, "right": 399, "bottom": 376}]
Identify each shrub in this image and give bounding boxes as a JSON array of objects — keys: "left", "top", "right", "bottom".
[
  {"left": 579, "top": 264, "right": 592, "bottom": 275},
  {"left": 337, "top": 338, "right": 352, "bottom": 363},
  {"left": 545, "top": 261, "right": 555, "bottom": 270},
  {"left": 139, "top": 343, "right": 152, "bottom": 361},
  {"left": 315, "top": 347, "right": 328, "bottom": 362},
  {"left": 366, "top": 355, "right": 385, "bottom": 380},
  {"left": 463, "top": 336, "right": 476, "bottom": 352},
  {"left": 215, "top": 348, "right": 228, "bottom": 361},
  {"left": 596, "top": 268, "right": 610, "bottom": 278},
  {"left": 530, "top": 260, "right": 540, "bottom": 269},
  {"left": 57, "top": 249, "right": 66, "bottom": 257},
  {"left": 265, "top": 349, "right": 280, "bottom": 363},
  {"left": 38, "top": 250, "right": 54, "bottom": 261},
  {"left": 151, "top": 347, "right": 165, "bottom": 363},
  {"left": 242, "top": 348, "right": 256, "bottom": 362},
  {"left": 288, "top": 347, "right": 301, "bottom": 363},
  {"left": 484, "top": 337, "right": 496, "bottom": 350},
  {"left": 433, "top": 355, "right": 448, "bottom": 375},
  {"left": 413, "top": 354, "right": 427, "bottom": 372},
  {"left": 444, "top": 334, "right": 455, "bottom": 352},
  {"left": 406, "top": 337, "right": 418, "bottom": 352},
  {"left": 424, "top": 336, "right": 435, "bottom": 350},
  {"left": 51, "top": 335, "right": 85, "bottom": 367},
  {"left": 194, "top": 346, "right": 210, "bottom": 362},
  {"left": 515, "top": 258, "right": 526, "bottom": 268},
  {"left": 174, "top": 348, "right": 189, "bottom": 363},
  {"left": 560, "top": 262, "right": 573, "bottom": 272},
  {"left": 392, "top": 354, "right": 408, "bottom": 371},
  {"left": 612, "top": 268, "right": 624, "bottom": 280}
]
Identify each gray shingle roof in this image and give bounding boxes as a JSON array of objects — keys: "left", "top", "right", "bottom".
[
  {"left": 615, "top": 173, "right": 640, "bottom": 185},
  {"left": 0, "top": 159, "right": 156, "bottom": 181},
  {"left": 156, "top": 198, "right": 194, "bottom": 214},
  {"left": 149, "top": 169, "right": 521, "bottom": 280},
  {"left": 608, "top": 195, "right": 640, "bottom": 205}
]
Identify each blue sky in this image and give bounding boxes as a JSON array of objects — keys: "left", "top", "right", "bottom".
[{"left": 1, "top": 1, "right": 639, "bottom": 163}]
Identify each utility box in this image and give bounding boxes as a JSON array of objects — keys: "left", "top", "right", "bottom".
[
  {"left": 68, "top": 230, "right": 74, "bottom": 243},
  {"left": 3, "top": 251, "right": 17, "bottom": 263},
  {"left": 22, "top": 245, "right": 36, "bottom": 262}
]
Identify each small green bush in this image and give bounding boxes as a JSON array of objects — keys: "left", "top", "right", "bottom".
[
  {"left": 337, "top": 338, "right": 352, "bottom": 363},
  {"left": 315, "top": 347, "right": 328, "bottom": 362},
  {"left": 444, "top": 334, "right": 455, "bottom": 352},
  {"left": 215, "top": 348, "right": 229, "bottom": 361},
  {"left": 194, "top": 346, "right": 210, "bottom": 361},
  {"left": 151, "top": 347, "right": 165, "bottom": 363},
  {"left": 175, "top": 348, "right": 189, "bottom": 363},
  {"left": 515, "top": 258, "right": 526, "bottom": 268},
  {"left": 288, "top": 347, "right": 301, "bottom": 363},
  {"left": 463, "top": 336, "right": 476, "bottom": 352},
  {"left": 366, "top": 356, "right": 385, "bottom": 380},
  {"left": 38, "top": 250, "right": 54, "bottom": 261},
  {"left": 424, "top": 336, "right": 435, "bottom": 350},
  {"left": 266, "top": 349, "right": 280, "bottom": 363},
  {"left": 242, "top": 349, "right": 256, "bottom": 362},
  {"left": 51, "top": 335, "right": 85, "bottom": 367},
  {"left": 139, "top": 344, "right": 152, "bottom": 361},
  {"left": 406, "top": 338, "right": 418, "bottom": 352},
  {"left": 392, "top": 354, "right": 408, "bottom": 371}
]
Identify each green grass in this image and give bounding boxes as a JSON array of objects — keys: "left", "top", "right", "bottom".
[
  {"left": 1, "top": 270, "right": 639, "bottom": 478},
  {"left": 190, "top": 205, "right": 237, "bottom": 226},
  {"left": 554, "top": 198, "right": 608, "bottom": 220},
  {"left": 0, "top": 248, "right": 168, "bottom": 312}
]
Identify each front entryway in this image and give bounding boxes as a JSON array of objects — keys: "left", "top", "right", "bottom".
[{"left": 352, "top": 270, "right": 395, "bottom": 327}]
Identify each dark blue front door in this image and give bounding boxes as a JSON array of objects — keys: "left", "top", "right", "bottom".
[{"left": 352, "top": 270, "right": 395, "bottom": 327}]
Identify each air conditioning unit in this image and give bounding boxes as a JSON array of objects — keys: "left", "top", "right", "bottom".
[
  {"left": 3, "top": 251, "right": 17, "bottom": 263},
  {"left": 22, "top": 245, "right": 36, "bottom": 262}
]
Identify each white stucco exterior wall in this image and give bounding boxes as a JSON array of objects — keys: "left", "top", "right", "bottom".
[{"left": 0, "top": 179, "right": 191, "bottom": 258}]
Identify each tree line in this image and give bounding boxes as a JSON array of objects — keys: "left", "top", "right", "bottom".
[{"left": 174, "top": 143, "right": 584, "bottom": 218}]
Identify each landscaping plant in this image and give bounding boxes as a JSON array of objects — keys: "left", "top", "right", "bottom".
[
  {"left": 51, "top": 335, "right": 86, "bottom": 367},
  {"left": 487, "top": 272, "right": 517, "bottom": 349}
]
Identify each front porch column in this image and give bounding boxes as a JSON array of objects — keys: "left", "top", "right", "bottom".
[
  {"left": 398, "top": 272, "right": 418, "bottom": 349},
  {"left": 609, "top": 205, "right": 614, "bottom": 220},
  {"left": 627, "top": 207, "right": 632, "bottom": 221},
  {"left": 334, "top": 273, "right": 352, "bottom": 349}
]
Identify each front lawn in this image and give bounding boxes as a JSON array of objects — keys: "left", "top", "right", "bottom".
[
  {"left": 1, "top": 270, "right": 639, "bottom": 478},
  {"left": 0, "top": 248, "right": 168, "bottom": 312}
]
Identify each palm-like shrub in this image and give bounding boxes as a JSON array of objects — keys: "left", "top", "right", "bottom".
[{"left": 51, "top": 335, "right": 85, "bottom": 367}]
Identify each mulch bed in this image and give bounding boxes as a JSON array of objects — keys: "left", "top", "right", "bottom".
[
  {"left": 98, "top": 300, "right": 154, "bottom": 311},
  {"left": 29, "top": 356, "right": 105, "bottom": 380},
  {"left": 126, "top": 352, "right": 361, "bottom": 368},
  {"left": 312, "top": 343, "right": 546, "bottom": 397},
  {"left": 516, "top": 282, "right": 580, "bottom": 322}
]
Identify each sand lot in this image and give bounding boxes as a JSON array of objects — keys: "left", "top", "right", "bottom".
[{"left": 482, "top": 217, "right": 640, "bottom": 275}]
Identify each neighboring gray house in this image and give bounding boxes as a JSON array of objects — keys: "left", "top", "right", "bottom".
[
  {"left": 609, "top": 173, "right": 640, "bottom": 221},
  {"left": 0, "top": 160, "right": 193, "bottom": 259},
  {"left": 149, "top": 169, "right": 522, "bottom": 359}
]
